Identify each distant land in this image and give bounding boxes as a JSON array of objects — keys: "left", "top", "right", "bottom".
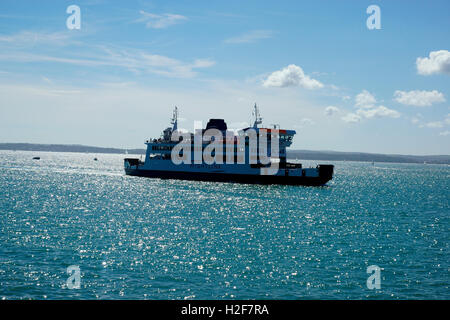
[
  {"left": 1, "top": 143, "right": 449, "bottom": 164},
  {"left": 287, "top": 150, "right": 450, "bottom": 165},
  {"left": 0, "top": 143, "right": 145, "bottom": 155}
]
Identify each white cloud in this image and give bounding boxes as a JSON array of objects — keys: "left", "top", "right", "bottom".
[
  {"left": 416, "top": 50, "right": 450, "bottom": 75},
  {"left": 324, "top": 106, "right": 339, "bottom": 116},
  {"left": 0, "top": 30, "right": 214, "bottom": 78},
  {"left": 191, "top": 59, "right": 215, "bottom": 68},
  {"left": 0, "top": 49, "right": 215, "bottom": 79},
  {"left": 355, "top": 90, "right": 376, "bottom": 108},
  {"left": 262, "top": 64, "right": 323, "bottom": 89},
  {"left": 394, "top": 90, "right": 445, "bottom": 107},
  {"left": 356, "top": 105, "right": 401, "bottom": 119},
  {"left": 0, "top": 31, "right": 72, "bottom": 45},
  {"left": 420, "top": 121, "right": 444, "bottom": 128},
  {"left": 138, "top": 11, "right": 187, "bottom": 29},
  {"left": 350, "top": 90, "right": 400, "bottom": 122},
  {"left": 432, "top": 114, "right": 450, "bottom": 127},
  {"left": 341, "top": 113, "right": 361, "bottom": 123},
  {"left": 416, "top": 114, "right": 450, "bottom": 129},
  {"left": 224, "top": 30, "right": 274, "bottom": 44},
  {"left": 439, "top": 130, "right": 450, "bottom": 136}
]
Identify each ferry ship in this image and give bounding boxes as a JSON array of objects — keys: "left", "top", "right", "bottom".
[{"left": 124, "top": 105, "right": 334, "bottom": 186}]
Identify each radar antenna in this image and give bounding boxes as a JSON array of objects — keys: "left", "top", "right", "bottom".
[{"left": 252, "top": 103, "right": 263, "bottom": 128}]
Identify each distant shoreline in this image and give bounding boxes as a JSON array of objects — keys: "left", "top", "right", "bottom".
[{"left": 1, "top": 143, "right": 449, "bottom": 165}]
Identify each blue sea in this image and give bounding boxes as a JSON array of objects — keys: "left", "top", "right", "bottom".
[{"left": 0, "top": 150, "right": 448, "bottom": 299}]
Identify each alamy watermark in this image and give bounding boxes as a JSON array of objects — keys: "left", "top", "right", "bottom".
[
  {"left": 366, "top": 5, "right": 381, "bottom": 30},
  {"left": 366, "top": 265, "right": 381, "bottom": 290},
  {"left": 66, "top": 265, "right": 81, "bottom": 289},
  {"left": 170, "top": 127, "right": 280, "bottom": 175},
  {"left": 66, "top": 5, "right": 81, "bottom": 30},
  {"left": 65, "top": 5, "right": 380, "bottom": 32}
]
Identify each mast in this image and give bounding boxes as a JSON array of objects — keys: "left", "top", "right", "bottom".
[
  {"left": 252, "top": 103, "right": 262, "bottom": 128},
  {"left": 171, "top": 106, "right": 178, "bottom": 131}
]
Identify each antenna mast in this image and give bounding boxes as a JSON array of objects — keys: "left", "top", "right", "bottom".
[
  {"left": 171, "top": 106, "right": 178, "bottom": 131},
  {"left": 252, "top": 103, "right": 262, "bottom": 128}
]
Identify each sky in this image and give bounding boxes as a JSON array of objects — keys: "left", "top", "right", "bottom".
[{"left": 0, "top": 0, "right": 449, "bottom": 155}]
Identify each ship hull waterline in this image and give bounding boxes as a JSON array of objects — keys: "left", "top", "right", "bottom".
[{"left": 124, "top": 167, "right": 333, "bottom": 186}]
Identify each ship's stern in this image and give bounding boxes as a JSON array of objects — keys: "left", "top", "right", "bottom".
[{"left": 317, "top": 164, "right": 334, "bottom": 185}]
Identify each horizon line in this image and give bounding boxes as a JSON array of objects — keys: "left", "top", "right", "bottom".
[{"left": 0, "top": 142, "right": 449, "bottom": 158}]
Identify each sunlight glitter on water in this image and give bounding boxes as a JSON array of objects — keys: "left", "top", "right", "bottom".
[{"left": 0, "top": 151, "right": 448, "bottom": 299}]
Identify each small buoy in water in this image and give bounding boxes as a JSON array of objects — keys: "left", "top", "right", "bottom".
[{"left": 32, "top": 156, "right": 40, "bottom": 160}]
